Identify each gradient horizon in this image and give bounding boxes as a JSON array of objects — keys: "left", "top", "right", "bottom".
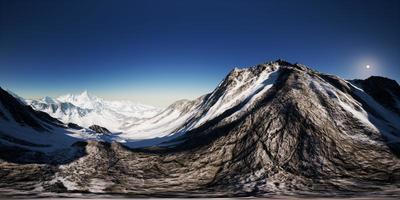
[{"left": 1, "top": 0, "right": 399, "bottom": 107}]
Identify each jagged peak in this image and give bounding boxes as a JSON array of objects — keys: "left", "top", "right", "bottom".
[
  {"left": 227, "top": 59, "right": 298, "bottom": 77},
  {"left": 79, "top": 90, "right": 90, "bottom": 97},
  {"left": 75, "top": 90, "right": 94, "bottom": 100},
  {"left": 57, "top": 90, "right": 98, "bottom": 101},
  {"left": 271, "top": 58, "right": 293, "bottom": 66},
  {"left": 42, "top": 96, "right": 57, "bottom": 104},
  {"left": 222, "top": 61, "right": 284, "bottom": 89}
]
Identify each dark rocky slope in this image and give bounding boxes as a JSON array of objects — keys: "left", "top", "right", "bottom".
[
  {"left": 89, "top": 125, "right": 111, "bottom": 134},
  {"left": 351, "top": 76, "right": 400, "bottom": 115},
  {"left": 0, "top": 87, "right": 64, "bottom": 131}
]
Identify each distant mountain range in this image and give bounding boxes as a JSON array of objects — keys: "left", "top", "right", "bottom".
[
  {"left": 0, "top": 60, "right": 399, "bottom": 197},
  {"left": 24, "top": 91, "right": 161, "bottom": 133}
]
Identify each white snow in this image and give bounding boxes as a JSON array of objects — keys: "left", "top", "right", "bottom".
[
  {"left": 118, "top": 99, "right": 202, "bottom": 146},
  {"left": 189, "top": 64, "right": 280, "bottom": 129},
  {"left": 27, "top": 91, "right": 162, "bottom": 132},
  {"left": 212, "top": 69, "right": 279, "bottom": 125},
  {"left": 123, "top": 109, "right": 193, "bottom": 139}
]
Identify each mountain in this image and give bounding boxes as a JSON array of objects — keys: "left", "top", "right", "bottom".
[
  {"left": 0, "top": 87, "right": 129, "bottom": 158},
  {"left": 0, "top": 87, "right": 89, "bottom": 162},
  {"left": 1, "top": 60, "right": 400, "bottom": 197},
  {"left": 26, "top": 91, "right": 162, "bottom": 132},
  {"left": 120, "top": 63, "right": 279, "bottom": 141}
]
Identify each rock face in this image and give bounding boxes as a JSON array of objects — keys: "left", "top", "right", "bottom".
[
  {"left": 89, "top": 125, "right": 111, "bottom": 134},
  {"left": 67, "top": 123, "right": 82, "bottom": 130},
  {"left": 351, "top": 76, "right": 400, "bottom": 115},
  {"left": 0, "top": 60, "right": 400, "bottom": 197}
]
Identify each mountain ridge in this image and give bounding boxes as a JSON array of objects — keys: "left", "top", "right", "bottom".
[
  {"left": 25, "top": 91, "right": 162, "bottom": 133},
  {"left": 0, "top": 60, "right": 400, "bottom": 197}
]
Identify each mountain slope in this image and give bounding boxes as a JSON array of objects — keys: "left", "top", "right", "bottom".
[
  {"left": 121, "top": 62, "right": 280, "bottom": 142},
  {"left": 351, "top": 76, "right": 400, "bottom": 115},
  {"left": 1, "top": 60, "right": 400, "bottom": 197},
  {"left": 0, "top": 87, "right": 120, "bottom": 157}
]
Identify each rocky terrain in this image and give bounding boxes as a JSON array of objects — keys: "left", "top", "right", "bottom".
[
  {"left": 89, "top": 125, "right": 111, "bottom": 134},
  {"left": 0, "top": 60, "right": 400, "bottom": 198}
]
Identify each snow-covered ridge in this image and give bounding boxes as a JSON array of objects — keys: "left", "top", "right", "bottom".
[
  {"left": 26, "top": 91, "right": 162, "bottom": 132},
  {"left": 186, "top": 62, "right": 280, "bottom": 129},
  {"left": 120, "top": 62, "right": 281, "bottom": 143}
]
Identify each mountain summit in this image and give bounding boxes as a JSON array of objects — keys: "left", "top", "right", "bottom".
[
  {"left": 57, "top": 90, "right": 99, "bottom": 110},
  {"left": 0, "top": 60, "right": 399, "bottom": 197}
]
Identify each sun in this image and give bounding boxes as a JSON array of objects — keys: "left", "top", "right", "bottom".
[{"left": 366, "top": 65, "right": 371, "bottom": 69}]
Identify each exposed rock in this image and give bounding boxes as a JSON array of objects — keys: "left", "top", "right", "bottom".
[
  {"left": 89, "top": 125, "right": 111, "bottom": 134},
  {"left": 0, "top": 87, "right": 47, "bottom": 131},
  {"left": 352, "top": 76, "right": 400, "bottom": 115},
  {"left": 43, "top": 180, "right": 68, "bottom": 193},
  {"left": 67, "top": 123, "right": 82, "bottom": 130}
]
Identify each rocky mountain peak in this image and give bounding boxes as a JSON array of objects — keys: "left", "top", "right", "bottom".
[
  {"left": 77, "top": 90, "right": 92, "bottom": 100},
  {"left": 1, "top": 61, "right": 400, "bottom": 197},
  {"left": 223, "top": 62, "right": 279, "bottom": 89}
]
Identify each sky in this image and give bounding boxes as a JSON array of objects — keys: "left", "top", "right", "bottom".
[{"left": 0, "top": 0, "right": 399, "bottom": 107}]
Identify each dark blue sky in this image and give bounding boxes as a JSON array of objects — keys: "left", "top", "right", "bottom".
[{"left": 1, "top": 0, "right": 399, "bottom": 106}]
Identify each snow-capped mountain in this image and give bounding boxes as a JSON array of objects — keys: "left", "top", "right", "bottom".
[
  {"left": 26, "top": 91, "right": 162, "bottom": 132},
  {"left": 120, "top": 62, "right": 280, "bottom": 140},
  {"left": 1, "top": 60, "right": 400, "bottom": 196},
  {"left": 0, "top": 87, "right": 100, "bottom": 154}
]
